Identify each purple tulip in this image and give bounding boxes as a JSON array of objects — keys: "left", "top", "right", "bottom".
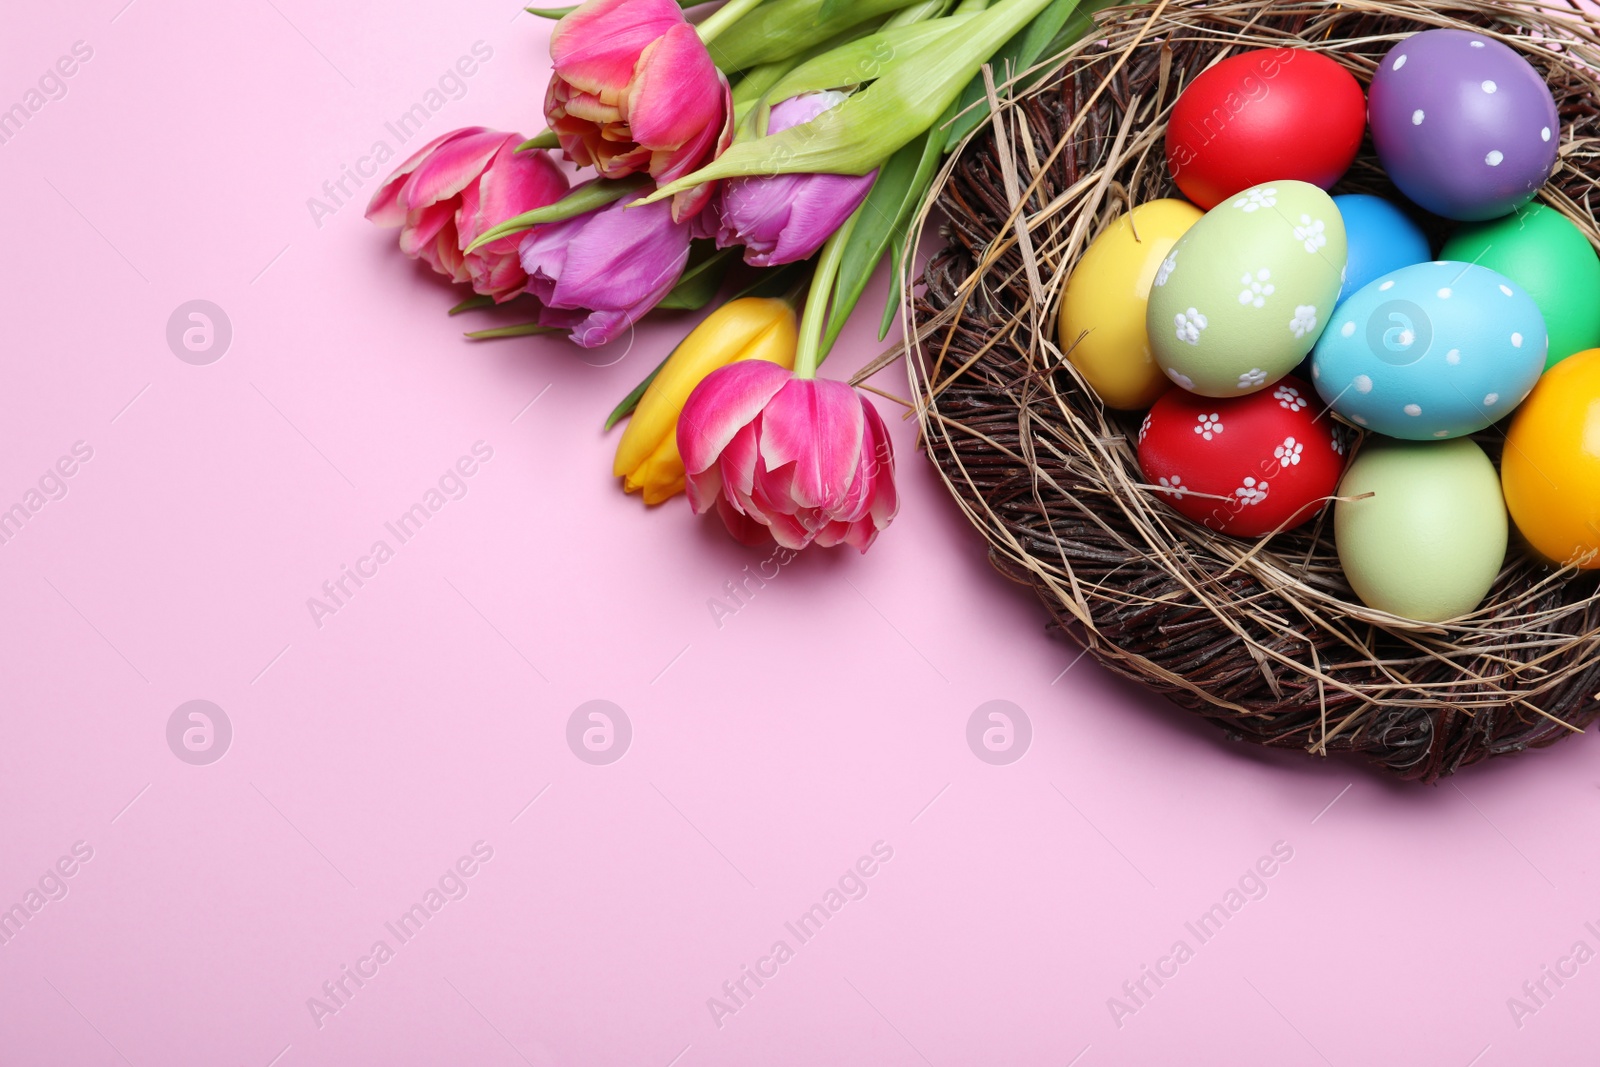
[
  {"left": 520, "top": 184, "right": 700, "bottom": 347},
  {"left": 715, "top": 92, "right": 878, "bottom": 267}
]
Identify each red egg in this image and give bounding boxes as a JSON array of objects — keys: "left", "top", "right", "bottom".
[
  {"left": 1165, "top": 49, "right": 1366, "bottom": 210},
  {"left": 1137, "top": 379, "right": 1347, "bottom": 537}
]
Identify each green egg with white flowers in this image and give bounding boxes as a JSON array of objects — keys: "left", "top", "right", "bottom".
[{"left": 1147, "top": 180, "right": 1347, "bottom": 397}]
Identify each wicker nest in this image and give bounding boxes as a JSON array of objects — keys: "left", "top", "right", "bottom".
[{"left": 906, "top": 0, "right": 1600, "bottom": 780}]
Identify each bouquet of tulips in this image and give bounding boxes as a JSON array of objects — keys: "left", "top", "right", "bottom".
[{"left": 367, "top": 0, "right": 1105, "bottom": 551}]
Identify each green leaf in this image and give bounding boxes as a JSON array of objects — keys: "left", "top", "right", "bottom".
[
  {"left": 731, "top": 59, "right": 795, "bottom": 107},
  {"left": 735, "top": 260, "right": 812, "bottom": 301},
  {"left": 448, "top": 295, "right": 496, "bottom": 316},
  {"left": 464, "top": 323, "right": 563, "bottom": 340},
  {"left": 943, "top": 0, "right": 1107, "bottom": 151},
  {"left": 820, "top": 112, "right": 947, "bottom": 354},
  {"left": 656, "top": 244, "right": 738, "bottom": 311},
  {"left": 648, "top": 0, "right": 1057, "bottom": 198},
  {"left": 515, "top": 130, "right": 561, "bottom": 152},
  {"left": 604, "top": 352, "right": 672, "bottom": 430},
  {"left": 730, "top": 12, "right": 912, "bottom": 109},
  {"left": 463, "top": 174, "right": 650, "bottom": 253},
  {"left": 764, "top": 16, "right": 973, "bottom": 102},
  {"left": 879, "top": 236, "right": 906, "bottom": 339},
  {"left": 705, "top": 0, "right": 927, "bottom": 72}
]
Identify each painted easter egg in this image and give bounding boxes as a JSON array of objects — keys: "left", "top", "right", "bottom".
[
  {"left": 1501, "top": 348, "right": 1600, "bottom": 569},
  {"left": 1310, "top": 261, "right": 1546, "bottom": 439},
  {"left": 1440, "top": 203, "right": 1600, "bottom": 371},
  {"left": 1333, "top": 194, "right": 1431, "bottom": 303},
  {"left": 1166, "top": 49, "right": 1366, "bottom": 210},
  {"left": 1137, "top": 378, "right": 1346, "bottom": 537},
  {"left": 1369, "top": 29, "right": 1559, "bottom": 221},
  {"left": 1059, "top": 199, "right": 1205, "bottom": 409},
  {"left": 1335, "top": 438, "right": 1507, "bottom": 621},
  {"left": 1147, "top": 181, "right": 1346, "bottom": 397}
]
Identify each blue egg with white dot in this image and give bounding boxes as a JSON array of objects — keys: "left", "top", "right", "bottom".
[
  {"left": 1332, "top": 195, "right": 1432, "bottom": 303},
  {"left": 1310, "top": 260, "right": 1546, "bottom": 439}
]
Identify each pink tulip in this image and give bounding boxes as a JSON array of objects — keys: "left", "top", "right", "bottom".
[
  {"left": 677, "top": 361, "right": 898, "bottom": 551},
  {"left": 366, "top": 127, "right": 569, "bottom": 303},
  {"left": 715, "top": 91, "right": 878, "bottom": 266},
  {"left": 519, "top": 184, "right": 701, "bottom": 347},
  {"left": 545, "top": 0, "right": 732, "bottom": 221}
]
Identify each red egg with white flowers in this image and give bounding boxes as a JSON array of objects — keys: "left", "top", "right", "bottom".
[
  {"left": 1137, "top": 379, "right": 1346, "bottom": 537},
  {"left": 1165, "top": 48, "right": 1366, "bottom": 210}
]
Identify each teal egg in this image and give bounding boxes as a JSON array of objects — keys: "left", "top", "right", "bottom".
[{"left": 1311, "top": 261, "right": 1546, "bottom": 440}]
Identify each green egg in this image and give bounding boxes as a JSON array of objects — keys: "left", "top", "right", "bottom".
[
  {"left": 1147, "top": 181, "right": 1347, "bottom": 397},
  {"left": 1441, "top": 203, "right": 1600, "bottom": 371},
  {"left": 1334, "top": 438, "right": 1507, "bottom": 622}
]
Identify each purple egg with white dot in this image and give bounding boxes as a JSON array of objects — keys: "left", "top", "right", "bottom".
[{"left": 1369, "top": 29, "right": 1559, "bottom": 221}]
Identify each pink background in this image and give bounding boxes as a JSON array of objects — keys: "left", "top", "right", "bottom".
[{"left": 2, "top": 2, "right": 1598, "bottom": 1064}]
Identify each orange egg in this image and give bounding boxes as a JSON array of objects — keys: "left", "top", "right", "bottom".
[{"left": 1501, "top": 348, "right": 1600, "bottom": 568}]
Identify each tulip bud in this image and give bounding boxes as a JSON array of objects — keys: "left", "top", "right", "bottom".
[
  {"left": 716, "top": 92, "right": 877, "bottom": 266},
  {"left": 614, "top": 298, "right": 798, "bottom": 504},
  {"left": 366, "top": 127, "right": 568, "bottom": 302},
  {"left": 519, "top": 184, "right": 703, "bottom": 347},
  {"left": 678, "top": 361, "right": 898, "bottom": 550},
  {"left": 545, "top": 0, "right": 733, "bottom": 221}
]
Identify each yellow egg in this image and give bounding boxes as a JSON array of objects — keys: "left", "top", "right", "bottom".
[
  {"left": 1502, "top": 348, "right": 1600, "bottom": 568},
  {"left": 1059, "top": 199, "right": 1203, "bottom": 410}
]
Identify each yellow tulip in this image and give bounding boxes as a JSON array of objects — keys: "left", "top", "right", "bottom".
[{"left": 614, "top": 297, "right": 797, "bottom": 504}]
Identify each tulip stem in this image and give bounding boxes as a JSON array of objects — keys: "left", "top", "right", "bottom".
[
  {"left": 697, "top": 0, "right": 769, "bottom": 43},
  {"left": 793, "top": 211, "right": 858, "bottom": 379}
]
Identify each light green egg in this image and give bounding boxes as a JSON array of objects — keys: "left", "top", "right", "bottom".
[
  {"left": 1147, "top": 180, "right": 1347, "bottom": 397},
  {"left": 1334, "top": 438, "right": 1507, "bottom": 622}
]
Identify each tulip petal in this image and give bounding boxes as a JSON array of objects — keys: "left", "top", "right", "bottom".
[
  {"left": 456, "top": 144, "right": 569, "bottom": 301},
  {"left": 627, "top": 25, "right": 725, "bottom": 163},
  {"left": 755, "top": 378, "right": 865, "bottom": 510},
  {"left": 684, "top": 464, "right": 723, "bottom": 516},
  {"left": 622, "top": 432, "right": 686, "bottom": 504},
  {"left": 660, "top": 78, "right": 732, "bottom": 222},
  {"left": 365, "top": 126, "right": 487, "bottom": 226},
  {"left": 764, "top": 172, "right": 874, "bottom": 264},
  {"left": 765, "top": 90, "right": 850, "bottom": 134},
  {"left": 424, "top": 220, "right": 470, "bottom": 284},
  {"left": 678, "top": 361, "right": 793, "bottom": 477},
  {"left": 550, "top": 0, "right": 685, "bottom": 97},
  {"left": 716, "top": 175, "right": 797, "bottom": 258},
  {"left": 714, "top": 492, "right": 773, "bottom": 547},
  {"left": 528, "top": 303, "right": 628, "bottom": 347},
  {"left": 717, "top": 414, "right": 765, "bottom": 504},
  {"left": 403, "top": 128, "right": 508, "bottom": 214},
  {"left": 398, "top": 200, "right": 456, "bottom": 259},
  {"left": 554, "top": 198, "right": 687, "bottom": 308},
  {"left": 859, "top": 397, "right": 899, "bottom": 527}
]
